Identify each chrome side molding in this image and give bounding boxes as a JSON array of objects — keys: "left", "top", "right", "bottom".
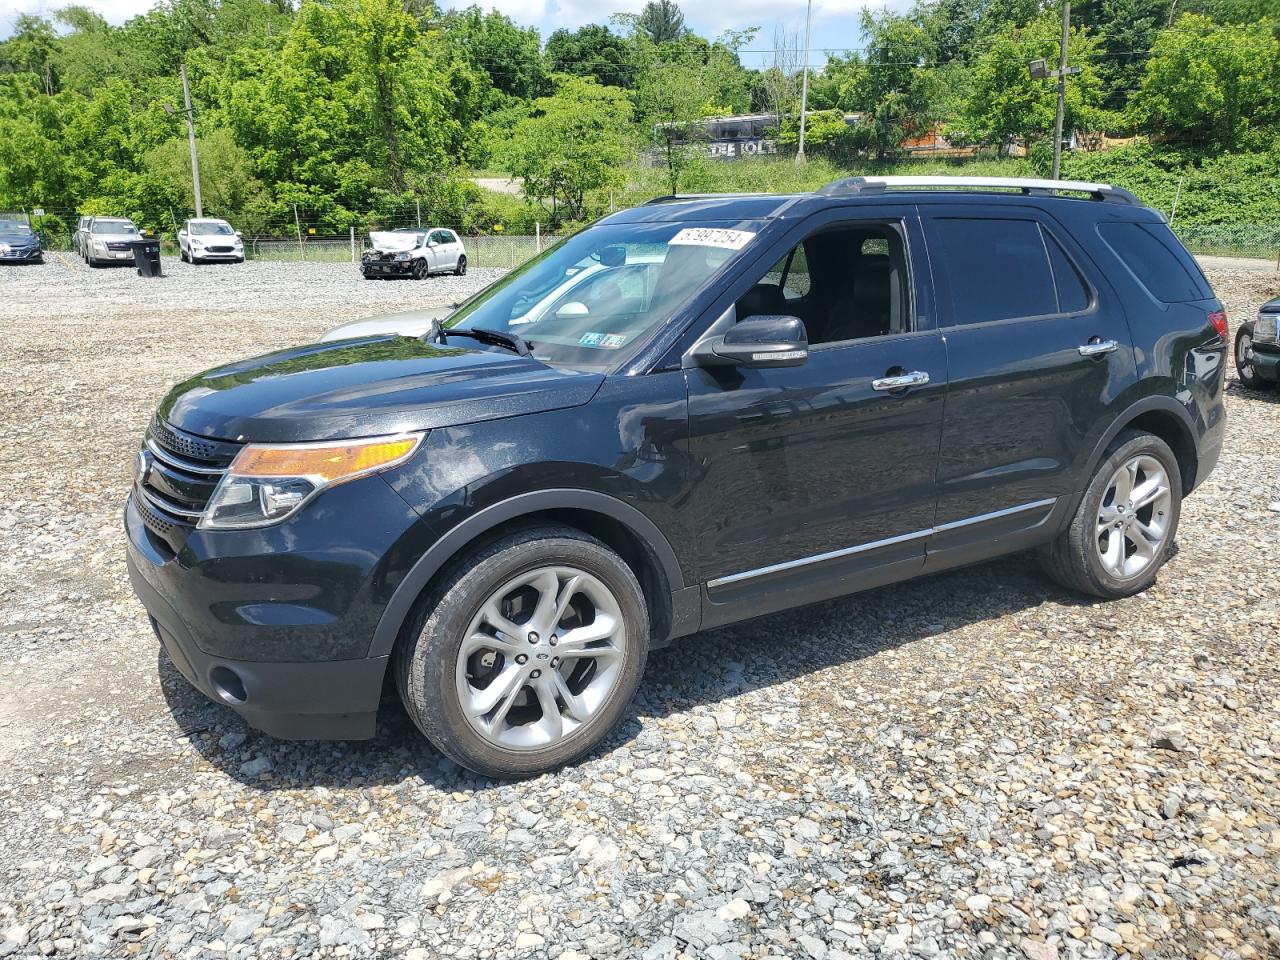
[{"left": 706, "top": 497, "right": 1058, "bottom": 589}]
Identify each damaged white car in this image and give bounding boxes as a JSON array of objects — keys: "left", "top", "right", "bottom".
[{"left": 361, "top": 227, "right": 467, "bottom": 280}]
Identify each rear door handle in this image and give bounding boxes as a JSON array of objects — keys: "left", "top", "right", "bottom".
[
  {"left": 872, "top": 370, "right": 930, "bottom": 391},
  {"left": 1078, "top": 338, "right": 1118, "bottom": 357}
]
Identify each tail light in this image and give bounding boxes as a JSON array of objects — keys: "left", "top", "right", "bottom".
[{"left": 1207, "top": 309, "right": 1228, "bottom": 339}]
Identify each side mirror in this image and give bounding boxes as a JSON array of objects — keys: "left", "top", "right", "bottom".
[
  {"left": 692, "top": 315, "right": 808, "bottom": 368},
  {"left": 598, "top": 245, "right": 626, "bottom": 267},
  {"left": 556, "top": 301, "right": 589, "bottom": 318}
]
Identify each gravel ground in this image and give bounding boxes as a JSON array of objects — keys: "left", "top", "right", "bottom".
[{"left": 0, "top": 257, "right": 1277, "bottom": 960}]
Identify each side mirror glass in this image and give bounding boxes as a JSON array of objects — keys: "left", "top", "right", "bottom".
[
  {"left": 555, "top": 301, "right": 590, "bottom": 318},
  {"left": 693, "top": 314, "right": 808, "bottom": 368}
]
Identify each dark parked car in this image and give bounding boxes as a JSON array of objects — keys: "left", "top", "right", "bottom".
[
  {"left": 1235, "top": 298, "right": 1280, "bottom": 389},
  {"left": 0, "top": 219, "right": 43, "bottom": 263},
  {"left": 126, "top": 176, "right": 1227, "bottom": 778}
]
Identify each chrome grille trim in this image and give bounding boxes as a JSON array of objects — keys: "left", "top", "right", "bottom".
[
  {"left": 137, "top": 484, "right": 206, "bottom": 520},
  {"left": 146, "top": 437, "right": 227, "bottom": 476}
]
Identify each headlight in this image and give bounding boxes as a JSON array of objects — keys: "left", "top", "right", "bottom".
[
  {"left": 93, "top": 239, "right": 105, "bottom": 249},
  {"left": 191, "top": 239, "right": 204, "bottom": 247},
  {"left": 1256, "top": 312, "right": 1278, "bottom": 344},
  {"left": 199, "top": 433, "right": 422, "bottom": 530},
  {"left": 394, "top": 251, "right": 411, "bottom": 261}
]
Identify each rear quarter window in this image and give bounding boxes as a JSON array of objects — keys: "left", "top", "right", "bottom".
[{"left": 1096, "top": 221, "right": 1209, "bottom": 303}]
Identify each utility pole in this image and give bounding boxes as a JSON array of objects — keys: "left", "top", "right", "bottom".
[
  {"left": 1028, "top": 1, "right": 1080, "bottom": 181},
  {"left": 795, "top": 0, "right": 813, "bottom": 165},
  {"left": 180, "top": 64, "right": 202, "bottom": 217},
  {"left": 1051, "top": 0, "right": 1070, "bottom": 181}
]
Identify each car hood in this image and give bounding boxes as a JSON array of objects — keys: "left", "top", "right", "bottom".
[
  {"left": 320, "top": 306, "right": 457, "bottom": 342},
  {"left": 91, "top": 232, "right": 141, "bottom": 243},
  {"left": 0, "top": 231, "right": 37, "bottom": 245},
  {"left": 1261, "top": 298, "right": 1280, "bottom": 314},
  {"left": 369, "top": 231, "right": 420, "bottom": 253},
  {"left": 157, "top": 335, "right": 604, "bottom": 443}
]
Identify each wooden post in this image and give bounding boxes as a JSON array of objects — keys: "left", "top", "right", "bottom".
[
  {"left": 293, "top": 204, "right": 304, "bottom": 261},
  {"left": 350, "top": 225, "right": 356, "bottom": 263},
  {"left": 535, "top": 221, "right": 541, "bottom": 254}
]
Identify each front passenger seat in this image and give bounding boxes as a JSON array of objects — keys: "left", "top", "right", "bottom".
[{"left": 823, "top": 256, "right": 894, "bottom": 343}]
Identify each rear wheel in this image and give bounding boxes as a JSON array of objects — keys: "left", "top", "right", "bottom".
[
  {"left": 455, "top": 255, "right": 467, "bottom": 276},
  {"left": 1039, "top": 429, "right": 1181, "bottom": 599},
  {"left": 395, "top": 525, "right": 649, "bottom": 778}
]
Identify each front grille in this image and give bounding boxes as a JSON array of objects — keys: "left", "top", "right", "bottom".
[
  {"left": 106, "top": 241, "right": 133, "bottom": 251},
  {"left": 136, "top": 421, "right": 241, "bottom": 537},
  {"left": 206, "top": 245, "right": 234, "bottom": 253}
]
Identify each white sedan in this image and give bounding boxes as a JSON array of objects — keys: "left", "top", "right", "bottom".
[{"left": 178, "top": 218, "right": 245, "bottom": 264}]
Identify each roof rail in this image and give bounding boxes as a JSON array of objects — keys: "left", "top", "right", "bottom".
[
  {"left": 815, "top": 175, "right": 1141, "bottom": 205},
  {"left": 642, "top": 193, "right": 768, "bottom": 205}
]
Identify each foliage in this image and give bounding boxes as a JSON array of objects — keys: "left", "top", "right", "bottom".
[
  {"left": 957, "top": 15, "right": 1113, "bottom": 147},
  {"left": 500, "top": 76, "right": 632, "bottom": 227},
  {"left": 545, "top": 24, "right": 633, "bottom": 88},
  {"left": 1128, "top": 14, "right": 1280, "bottom": 149},
  {"left": 0, "top": 0, "right": 1276, "bottom": 240},
  {"left": 636, "top": 0, "right": 687, "bottom": 45}
]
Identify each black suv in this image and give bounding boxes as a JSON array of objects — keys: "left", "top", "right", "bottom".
[{"left": 126, "top": 176, "right": 1227, "bottom": 778}]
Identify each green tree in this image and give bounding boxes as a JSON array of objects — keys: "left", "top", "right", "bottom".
[
  {"left": 0, "top": 15, "right": 59, "bottom": 93},
  {"left": 636, "top": 0, "right": 687, "bottom": 44},
  {"left": 501, "top": 76, "right": 632, "bottom": 226},
  {"left": 440, "top": 7, "right": 547, "bottom": 102},
  {"left": 1128, "top": 14, "right": 1280, "bottom": 148},
  {"left": 958, "top": 15, "right": 1111, "bottom": 149},
  {"left": 857, "top": 11, "right": 939, "bottom": 159},
  {"left": 545, "top": 24, "right": 633, "bottom": 88}
]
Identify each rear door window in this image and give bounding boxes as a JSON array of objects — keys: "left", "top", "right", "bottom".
[
  {"left": 930, "top": 218, "right": 1058, "bottom": 325},
  {"left": 1096, "top": 221, "right": 1208, "bottom": 303},
  {"left": 1043, "top": 230, "right": 1092, "bottom": 313}
]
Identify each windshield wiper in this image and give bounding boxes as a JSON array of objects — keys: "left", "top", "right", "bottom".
[{"left": 424, "top": 321, "right": 532, "bottom": 357}]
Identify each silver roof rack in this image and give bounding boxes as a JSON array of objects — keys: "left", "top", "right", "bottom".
[{"left": 816, "top": 175, "right": 1141, "bottom": 205}]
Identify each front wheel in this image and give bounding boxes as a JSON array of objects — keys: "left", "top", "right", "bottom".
[
  {"left": 412, "top": 259, "right": 428, "bottom": 280},
  {"left": 395, "top": 525, "right": 649, "bottom": 778},
  {"left": 1236, "top": 323, "right": 1272, "bottom": 390},
  {"left": 180, "top": 248, "right": 189, "bottom": 263},
  {"left": 454, "top": 255, "right": 467, "bottom": 276},
  {"left": 1039, "top": 429, "right": 1182, "bottom": 599}
]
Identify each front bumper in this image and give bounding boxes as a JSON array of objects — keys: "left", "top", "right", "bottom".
[
  {"left": 123, "top": 476, "right": 426, "bottom": 739},
  {"left": 190, "top": 246, "right": 243, "bottom": 260},
  {"left": 0, "top": 246, "right": 42, "bottom": 262},
  {"left": 1249, "top": 344, "right": 1280, "bottom": 382},
  {"left": 362, "top": 258, "right": 413, "bottom": 277}
]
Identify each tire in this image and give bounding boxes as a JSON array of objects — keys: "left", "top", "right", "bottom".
[
  {"left": 1039, "top": 429, "right": 1182, "bottom": 599},
  {"left": 412, "top": 259, "right": 428, "bottom": 280},
  {"left": 395, "top": 524, "right": 649, "bottom": 779},
  {"left": 1235, "top": 323, "right": 1273, "bottom": 390},
  {"left": 180, "top": 248, "right": 189, "bottom": 263},
  {"left": 455, "top": 255, "right": 467, "bottom": 276}
]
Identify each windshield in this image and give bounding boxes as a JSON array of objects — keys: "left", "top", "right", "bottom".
[
  {"left": 95, "top": 220, "right": 138, "bottom": 234},
  {"left": 446, "top": 220, "right": 762, "bottom": 370},
  {"left": 0, "top": 221, "right": 32, "bottom": 235},
  {"left": 191, "top": 221, "right": 234, "bottom": 235}
]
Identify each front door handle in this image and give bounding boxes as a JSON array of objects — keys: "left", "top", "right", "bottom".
[
  {"left": 872, "top": 370, "right": 930, "bottom": 391},
  {"left": 1078, "top": 338, "right": 1118, "bottom": 357}
]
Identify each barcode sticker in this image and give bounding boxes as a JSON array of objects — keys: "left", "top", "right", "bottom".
[{"left": 669, "top": 228, "right": 756, "bottom": 250}]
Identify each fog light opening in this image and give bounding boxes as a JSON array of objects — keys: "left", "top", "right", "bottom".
[{"left": 210, "top": 665, "right": 248, "bottom": 704}]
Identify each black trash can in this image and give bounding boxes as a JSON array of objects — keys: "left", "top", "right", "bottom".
[{"left": 131, "top": 238, "right": 163, "bottom": 277}]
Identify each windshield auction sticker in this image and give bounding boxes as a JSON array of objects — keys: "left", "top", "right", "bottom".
[{"left": 669, "top": 228, "right": 756, "bottom": 250}]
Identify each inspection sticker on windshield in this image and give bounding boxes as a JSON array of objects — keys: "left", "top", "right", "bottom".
[
  {"left": 669, "top": 228, "right": 756, "bottom": 250},
  {"left": 579, "top": 332, "right": 628, "bottom": 349}
]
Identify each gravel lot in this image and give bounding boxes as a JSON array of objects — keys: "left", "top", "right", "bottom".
[{"left": 0, "top": 254, "right": 1277, "bottom": 960}]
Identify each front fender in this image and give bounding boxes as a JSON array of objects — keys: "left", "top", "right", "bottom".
[{"left": 366, "top": 487, "right": 686, "bottom": 658}]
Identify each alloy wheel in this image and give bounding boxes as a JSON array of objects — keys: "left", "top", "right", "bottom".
[
  {"left": 1095, "top": 454, "right": 1172, "bottom": 579},
  {"left": 455, "top": 566, "right": 627, "bottom": 751}
]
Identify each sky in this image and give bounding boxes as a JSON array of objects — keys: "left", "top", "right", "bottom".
[{"left": 0, "top": 0, "right": 892, "bottom": 68}]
